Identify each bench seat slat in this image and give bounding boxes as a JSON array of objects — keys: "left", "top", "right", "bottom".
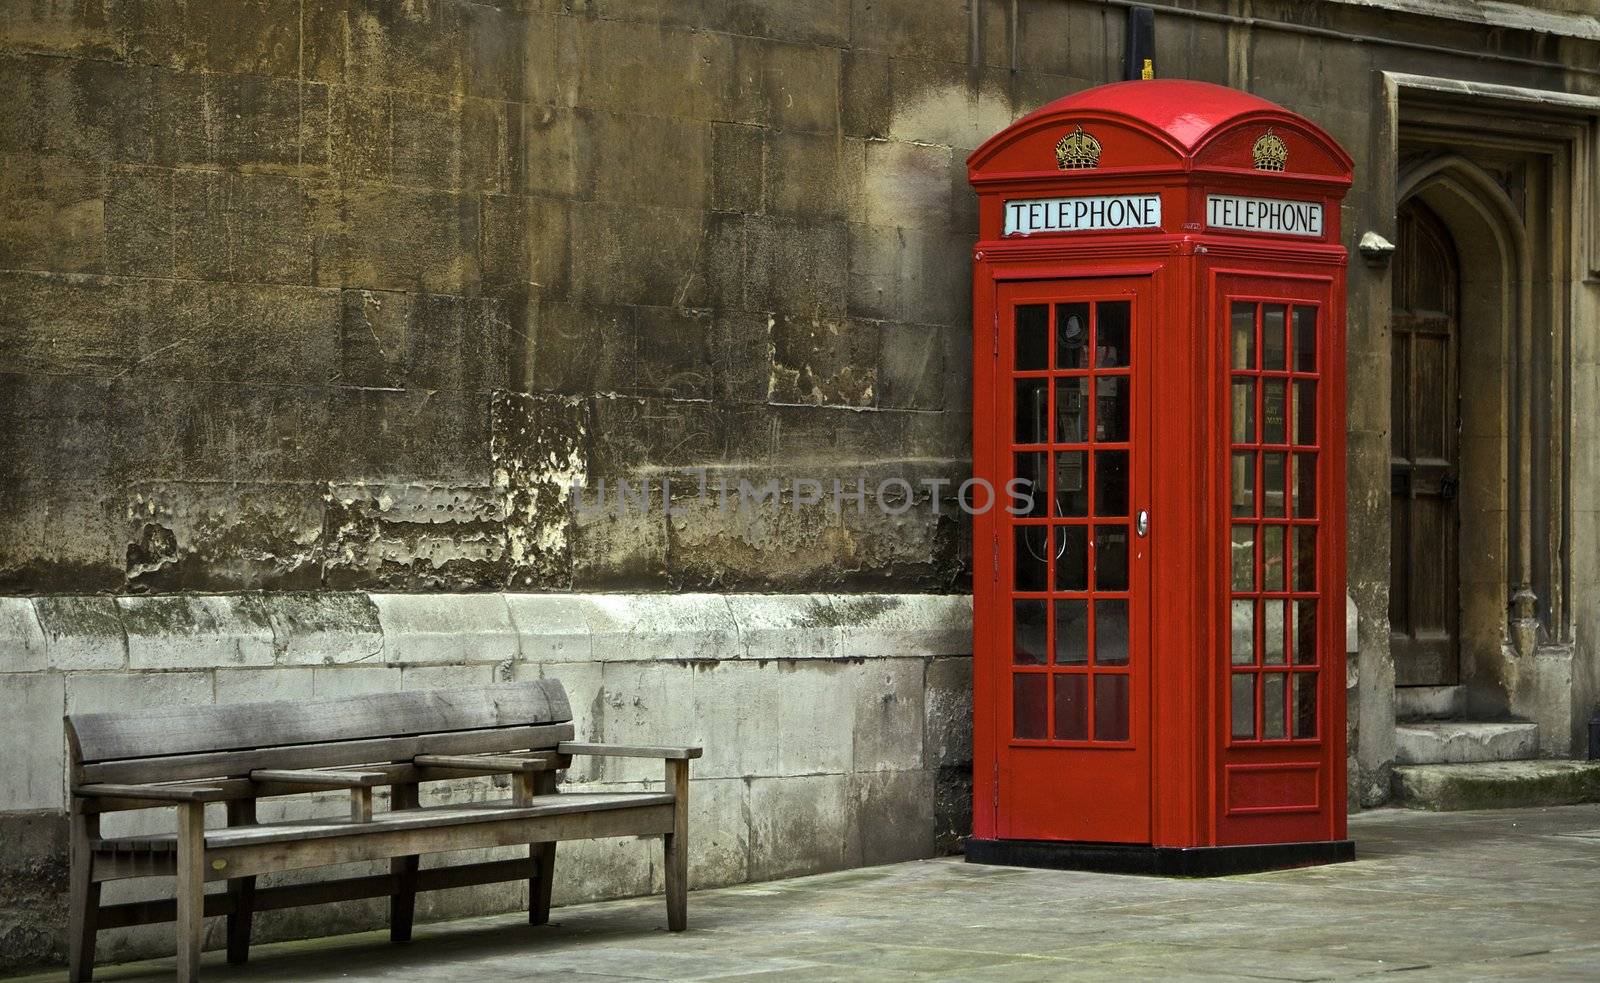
[
  {"left": 69, "top": 681, "right": 572, "bottom": 763},
  {"left": 92, "top": 792, "right": 674, "bottom": 851},
  {"left": 80, "top": 722, "right": 575, "bottom": 785}
]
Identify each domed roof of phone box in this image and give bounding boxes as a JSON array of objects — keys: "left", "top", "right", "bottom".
[{"left": 968, "top": 79, "right": 1352, "bottom": 181}]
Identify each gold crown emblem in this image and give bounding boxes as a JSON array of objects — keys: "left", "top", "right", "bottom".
[
  {"left": 1252, "top": 128, "right": 1289, "bottom": 171},
  {"left": 1055, "top": 125, "right": 1102, "bottom": 170}
]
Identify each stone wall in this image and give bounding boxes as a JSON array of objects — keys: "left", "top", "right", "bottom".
[
  {"left": 0, "top": 591, "right": 972, "bottom": 973},
  {"left": 0, "top": 0, "right": 989, "bottom": 595}
]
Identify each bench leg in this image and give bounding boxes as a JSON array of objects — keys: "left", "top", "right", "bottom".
[
  {"left": 68, "top": 812, "right": 100, "bottom": 982},
  {"left": 225, "top": 801, "right": 256, "bottom": 965},
  {"left": 664, "top": 760, "right": 689, "bottom": 932},
  {"left": 529, "top": 771, "right": 557, "bottom": 925},
  {"left": 175, "top": 802, "right": 206, "bottom": 983},
  {"left": 389, "top": 783, "right": 420, "bottom": 943},
  {"left": 529, "top": 841, "right": 556, "bottom": 925}
]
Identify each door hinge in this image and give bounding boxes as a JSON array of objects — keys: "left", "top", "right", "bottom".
[
  {"left": 991, "top": 309, "right": 999, "bottom": 357},
  {"left": 992, "top": 761, "right": 1000, "bottom": 810},
  {"left": 991, "top": 534, "right": 999, "bottom": 580}
]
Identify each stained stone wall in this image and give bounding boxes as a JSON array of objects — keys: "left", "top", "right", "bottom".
[{"left": 0, "top": 0, "right": 986, "bottom": 595}]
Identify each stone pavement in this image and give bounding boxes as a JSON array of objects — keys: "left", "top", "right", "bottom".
[{"left": 14, "top": 805, "right": 1600, "bottom": 982}]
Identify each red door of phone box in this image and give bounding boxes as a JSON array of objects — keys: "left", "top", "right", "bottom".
[{"left": 966, "top": 80, "right": 1354, "bottom": 875}]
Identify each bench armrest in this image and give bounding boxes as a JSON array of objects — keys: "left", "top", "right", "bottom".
[
  {"left": 558, "top": 742, "right": 703, "bottom": 760},
  {"left": 75, "top": 783, "right": 229, "bottom": 803},
  {"left": 412, "top": 753, "right": 564, "bottom": 774},
  {"left": 249, "top": 768, "right": 390, "bottom": 788}
]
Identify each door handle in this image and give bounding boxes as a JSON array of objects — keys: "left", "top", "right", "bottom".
[{"left": 1136, "top": 509, "right": 1149, "bottom": 537}]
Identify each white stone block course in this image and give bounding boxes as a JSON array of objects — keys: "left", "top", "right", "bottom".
[
  {"left": 119, "top": 595, "right": 274, "bottom": 669},
  {"left": 0, "top": 597, "right": 46, "bottom": 672},
  {"left": 263, "top": 593, "right": 383, "bottom": 666},
  {"left": 0, "top": 673, "right": 64, "bottom": 810},
  {"left": 833, "top": 593, "right": 972, "bottom": 658},
  {"left": 66, "top": 671, "right": 214, "bottom": 715},
  {"left": 724, "top": 593, "right": 839, "bottom": 659},
  {"left": 215, "top": 668, "right": 314, "bottom": 704},
  {"left": 372, "top": 593, "right": 518, "bottom": 665},
  {"left": 34, "top": 596, "right": 125, "bottom": 671},
  {"left": 505, "top": 593, "right": 592, "bottom": 663}
]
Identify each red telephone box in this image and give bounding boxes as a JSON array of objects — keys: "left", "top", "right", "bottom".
[{"left": 966, "top": 80, "right": 1354, "bottom": 874}]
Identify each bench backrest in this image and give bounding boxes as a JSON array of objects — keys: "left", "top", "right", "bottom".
[{"left": 67, "top": 680, "right": 574, "bottom": 785}]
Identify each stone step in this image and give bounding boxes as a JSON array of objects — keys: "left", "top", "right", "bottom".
[
  {"left": 1392, "top": 760, "right": 1600, "bottom": 811},
  {"left": 1395, "top": 685, "right": 1468, "bottom": 721},
  {"left": 1394, "top": 721, "right": 1539, "bottom": 764}
]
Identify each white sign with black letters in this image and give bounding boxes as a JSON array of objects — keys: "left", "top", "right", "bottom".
[
  {"left": 1205, "top": 194, "right": 1323, "bottom": 237},
  {"left": 1004, "top": 194, "right": 1162, "bottom": 236}
]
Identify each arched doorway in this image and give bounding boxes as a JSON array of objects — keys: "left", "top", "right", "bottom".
[{"left": 1389, "top": 200, "right": 1460, "bottom": 687}]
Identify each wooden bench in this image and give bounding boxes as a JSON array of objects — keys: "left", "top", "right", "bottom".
[{"left": 65, "top": 680, "right": 701, "bottom": 982}]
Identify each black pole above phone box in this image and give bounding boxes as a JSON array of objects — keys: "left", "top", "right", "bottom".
[{"left": 1124, "top": 6, "right": 1156, "bottom": 80}]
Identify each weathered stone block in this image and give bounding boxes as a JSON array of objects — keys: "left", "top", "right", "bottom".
[
  {"left": 724, "top": 594, "right": 839, "bottom": 661},
  {"left": 850, "top": 0, "right": 970, "bottom": 61},
  {"left": 765, "top": 129, "right": 857, "bottom": 220},
  {"left": 309, "top": 665, "right": 403, "bottom": 698},
  {"left": 523, "top": 105, "right": 584, "bottom": 198},
  {"left": 400, "top": 664, "right": 496, "bottom": 690},
  {"left": 732, "top": 37, "right": 840, "bottom": 133},
  {"left": 690, "top": 660, "right": 781, "bottom": 780},
  {"left": 572, "top": 504, "right": 671, "bottom": 590},
  {"left": 0, "top": 672, "right": 64, "bottom": 810},
  {"left": 887, "top": 60, "right": 1016, "bottom": 152},
  {"left": 339, "top": 289, "right": 508, "bottom": 393},
  {"left": 171, "top": 171, "right": 320, "bottom": 284},
  {"left": 709, "top": 121, "right": 764, "bottom": 214},
  {"left": 33, "top": 595, "right": 125, "bottom": 671},
  {"left": 215, "top": 667, "right": 314, "bottom": 704},
  {"left": 341, "top": 184, "right": 481, "bottom": 294},
  {"left": 776, "top": 661, "right": 856, "bottom": 775},
  {"left": 741, "top": 215, "right": 848, "bottom": 316},
  {"left": 862, "top": 140, "right": 953, "bottom": 230},
  {"left": 65, "top": 670, "right": 213, "bottom": 716},
  {"left": 103, "top": 164, "right": 173, "bottom": 277},
  {"left": 841, "top": 49, "right": 891, "bottom": 138},
  {"left": 852, "top": 658, "right": 926, "bottom": 772},
  {"left": 710, "top": 311, "right": 774, "bottom": 404},
  {"left": 684, "top": 776, "right": 749, "bottom": 889},
  {"left": 505, "top": 593, "right": 591, "bottom": 664},
  {"left": 582, "top": 594, "right": 740, "bottom": 663},
  {"left": 878, "top": 322, "right": 951, "bottom": 411},
  {"left": 574, "top": 18, "right": 733, "bottom": 122},
  {"left": 570, "top": 202, "right": 705, "bottom": 308},
  {"left": 769, "top": 315, "right": 879, "bottom": 407},
  {"left": 0, "top": 596, "right": 46, "bottom": 672},
  {"left": 853, "top": 768, "right": 938, "bottom": 865},
  {"left": 835, "top": 593, "right": 972, "bottom": 658},
  {"left": 372, "top": 592, "right": 518, "bottom": 665},
  {"left": 0, "top": 152, "right": 104, "bottom": 274},
  {"left": 119, "top": 595, "right": 275, "bottom": 669},
  {"left": 123, "top": 480, "right": 327, "bottom": 592},
  {"left": 262, "top": 592, "right": 382, "bottom": 666},
  {"left": 586, "top": 109, "right": 710, "bottom": 212},
  {"left": 340, "top": 0, "right": 466, "bottom": 96},
  {"left": 116, "top": 0, "right": 300, "bottom": 78},
  {"left": 748, "top": 772, "right": 859, "bottom": 880}
]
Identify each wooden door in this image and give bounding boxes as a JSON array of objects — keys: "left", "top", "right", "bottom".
[
  {"left": 995, "top": 277, "right": 1152, "bottom": 844},
  {"left": 1390, "top": 200, "right": 1460, "bottom": 686}
]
